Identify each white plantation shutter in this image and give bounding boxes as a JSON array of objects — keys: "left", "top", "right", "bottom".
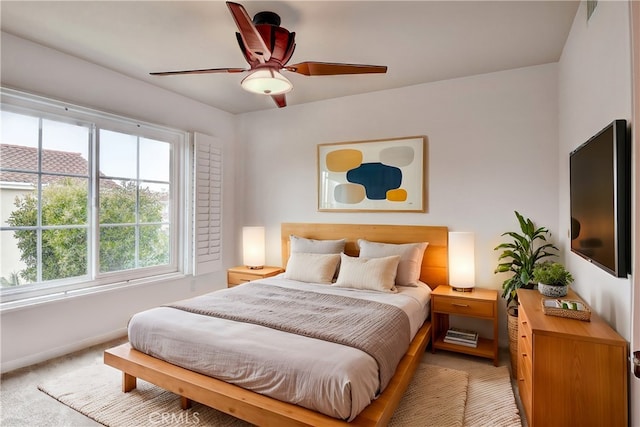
[{"left": 193, "top": 132, "right": 223, "bottom": 275}]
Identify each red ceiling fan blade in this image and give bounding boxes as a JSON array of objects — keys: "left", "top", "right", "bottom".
[
  {"left": 271, "top": 94, "right": 287, "bottom": 108},
  {"left": 150, "top": 68, "right": 246, "bottom": 76},
  {"left": 227, "top": 2, "right": 271, "bottom": 63},
  {"left": 286, "top": 62, "right": 387, "bottom": 76}
]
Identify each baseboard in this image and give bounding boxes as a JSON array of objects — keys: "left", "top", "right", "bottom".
[{"left": 1, "top": 328, "right": 127, "bottom": 374}]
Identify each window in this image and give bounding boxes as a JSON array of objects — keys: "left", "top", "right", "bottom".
[
  {"left": 0, "top": 89, "right": 194, "bottom": 304},
  {"left": 98, "top": 129, "right": 171, "bottom": 273},
  {"left": 1, "top": 112, "right": 92, "bottom": 286}
]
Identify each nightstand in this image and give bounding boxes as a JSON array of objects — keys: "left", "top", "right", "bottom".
[
  {"left": 227, "top": 266, "right": 284, "bottom": 288},
  {"left": 431, "top": 285, "right": 498, "bottom": 365}
]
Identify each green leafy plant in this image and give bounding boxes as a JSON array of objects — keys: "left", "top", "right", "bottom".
[
  {"left": 532, "top": 262, "right": 574, "bottom": 287},
  {"left": 494, "top": 211, "right": 558, "bottom": 308}
]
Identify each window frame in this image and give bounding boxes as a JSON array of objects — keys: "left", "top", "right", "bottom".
[{"left": 0, "top": 88, "right": 192, "bottom": 306}]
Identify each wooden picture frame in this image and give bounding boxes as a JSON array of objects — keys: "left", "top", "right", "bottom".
[{"left": 318, "top": 136, "right": 425, "bottom": 212}]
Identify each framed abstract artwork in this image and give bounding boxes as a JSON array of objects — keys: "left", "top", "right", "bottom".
[{"left": 318, "top": 136, "right": 425, "bottom": 212}]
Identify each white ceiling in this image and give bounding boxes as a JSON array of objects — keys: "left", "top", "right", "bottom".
[{"left": 0, "top": 1, "right": 579, "bottom": 114}]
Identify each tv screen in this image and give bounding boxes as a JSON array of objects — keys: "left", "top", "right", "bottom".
[{"left": 570, "top": 119, "right": 630, "bottom": 277}]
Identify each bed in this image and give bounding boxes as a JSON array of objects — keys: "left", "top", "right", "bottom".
[{"left": 104, "top": 223, "right": 449, "bottom": 426}]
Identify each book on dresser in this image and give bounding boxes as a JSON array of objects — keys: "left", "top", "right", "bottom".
[{"left": 444, "top": 327, "right": 478, "bottom": 347}]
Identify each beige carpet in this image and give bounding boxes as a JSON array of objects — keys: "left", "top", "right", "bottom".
[{"left": 38, "top": 360, "right": 520, "bottom": 427}]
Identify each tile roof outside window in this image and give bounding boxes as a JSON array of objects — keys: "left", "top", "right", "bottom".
[
  {"left": 0, "top": 144, "right": 88, "bottom": 184},
  {"left": 0, "top": 144, "right": 121, "bottom": 189}
]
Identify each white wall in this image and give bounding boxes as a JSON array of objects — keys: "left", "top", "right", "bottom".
[
  {"left": 0, "top": 33, "right": 239, "bottom": 372},
  {"left": 558, "top": 1, "right": 632, "bottom": 337},
  {"left": 236, "top": 63, "right": 560, "bottom": 346},
  {"left": 558, "top": 1, "right": 636, "bottom": 424}
]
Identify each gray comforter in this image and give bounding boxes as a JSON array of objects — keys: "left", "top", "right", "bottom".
[
  {"left": 128, "top": 276, "right": 431, "bottom": 420},
  {"left": 168, "top": 282, "right": 411, "bottom": 392}
]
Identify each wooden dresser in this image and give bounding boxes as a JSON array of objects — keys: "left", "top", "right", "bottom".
[{"left": 517, "top": 289, "right": 628, "bottom": 427}]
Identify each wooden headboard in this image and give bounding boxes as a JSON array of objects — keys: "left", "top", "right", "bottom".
[{"left": 281, "top": 223, "right": 448, "bottom": 289}]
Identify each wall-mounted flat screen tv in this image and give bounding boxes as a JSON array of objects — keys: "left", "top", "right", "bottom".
[{"left": 570, "top": 119, "right": 630, "bottom": 278}]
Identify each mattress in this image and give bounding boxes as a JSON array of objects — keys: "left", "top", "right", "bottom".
[{"left": 128, "top": 275, "right": 431, "bottom": 421}]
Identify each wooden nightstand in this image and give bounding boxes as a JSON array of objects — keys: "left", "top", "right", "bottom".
[
  {"left": 431, "top": 285, "right": 499, "bottom": 365},
  {"left": 227, "top": 266, "right": 284, "bottom": 288}
]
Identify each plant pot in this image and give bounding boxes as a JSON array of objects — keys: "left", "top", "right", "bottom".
[{"left": 538, "top": 282, "right": 568, "bottom": 297}]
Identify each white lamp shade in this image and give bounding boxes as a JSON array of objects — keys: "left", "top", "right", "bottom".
[
  {"left": 241, "top": 68, "right": 293, "bottom": 95},
  {"left": 448, "top": 232, "right": 475, "bottom": 290},
  {"left": 243, "top": 226, "right": 265, "bottom": 268}
]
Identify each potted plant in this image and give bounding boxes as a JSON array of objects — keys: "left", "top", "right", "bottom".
[
  {"left": 494, "top": 211, "right": 558, "bottom": 311},
  {"left": 532, "top": 261, "right": 574, "bottom": 297},
  {"left": 494, "top": 211, "right": 557, "bottom": 377}
]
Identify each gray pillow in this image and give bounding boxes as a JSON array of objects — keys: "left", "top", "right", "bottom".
[
  {"left": 358, "top": 239, "right": 428, "bottom": 287},
  {"left": 290, "top": 235, "right": 346, "bottom": 254}
]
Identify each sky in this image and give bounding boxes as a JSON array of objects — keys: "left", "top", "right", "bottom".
[{"left": 1, "top": 110, "right": 170, "bottom": 184}]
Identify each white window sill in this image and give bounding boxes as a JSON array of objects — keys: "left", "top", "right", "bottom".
[{"left": 0, "top": 272, "right": 188, "bottom": 314}]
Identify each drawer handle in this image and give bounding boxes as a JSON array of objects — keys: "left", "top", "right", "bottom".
[
  {"left": 451, "top": 303, "right": 470, "bottom": 307},
  {"left": 521, "top": 321, "right": 527, "bottom": 325},
  {"left": 521, "top": 353, "right": 527, "bottom": 357},
  {"left": 240, "top": 279, "right": 251, "bottom": 282}
]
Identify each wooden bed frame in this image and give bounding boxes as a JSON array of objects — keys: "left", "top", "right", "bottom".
[{"left": 104, "top": 223, "right": 449, "bottom": 426}]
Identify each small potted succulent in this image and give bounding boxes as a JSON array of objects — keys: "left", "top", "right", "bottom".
[{"left": 532, "top": 261, "right": 574, "bottom": 297}]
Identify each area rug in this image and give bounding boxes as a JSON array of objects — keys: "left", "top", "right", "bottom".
[
  {"left": 38, "top": 363, "right": 520, "bottom": 427},
  {"left": 423, "top": 352, "right": 522, "bottom": 427},
  {"left": 39, "top": 362, "right": 469, "bottom": 426},
  {"left": 462, "top": 364, "right": 522, "bottom": 427}
]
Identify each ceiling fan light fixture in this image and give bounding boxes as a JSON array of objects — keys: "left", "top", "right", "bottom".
[{"left": 241, "top": 68, "right": 292, "bottom": 95}]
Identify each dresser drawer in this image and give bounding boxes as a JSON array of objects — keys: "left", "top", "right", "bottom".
[
  {"left": 518, "top": 304, "right": 533, "bottom": 417},
  {"left": 519, "top": 333, "right": 532, "bottom": 363},
  {"left": 433, "top": 296, "right": 495, "bottom": 317},
  {"left": 519, "top": 357, "right": 533, "bottom": 426},
  {"left": 518, "top": 341, "right": 533, "bottom": 424},
  {"left": 519, "top": 309, "right": 532, "bottom": 336},
  {"left": 519, "top": 318, "right": 532, "bottom": 357},
  {"left": 228, "top": 272, "right": 258, "bottom": 286}
]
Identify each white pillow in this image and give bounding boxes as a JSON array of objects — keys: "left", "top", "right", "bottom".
[
  {"left": 284, "top": 252, "right": 341, "bottom": 284},
  {"left": 358, "top": 239, "right": 428, "bottom": 287},
  {"left": 290, "top": 235, "right": 346, "bottom": 254},
  {"left": 333, "top": 253, "right": 400, "bottom": 293}
]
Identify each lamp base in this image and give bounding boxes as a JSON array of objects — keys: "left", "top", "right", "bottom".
[
  {"left": 451, "top": 286, "right": 474, "bottom": 292},
  {"left": 246, "top": 265, "right": 264, "bottom": 270}
]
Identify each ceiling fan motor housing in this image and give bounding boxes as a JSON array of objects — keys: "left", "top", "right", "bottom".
[
  {"left": 252, "top": 11, "right": 281, "bottom": 26},
  {"left": 236, "top": 20, "right": 296, "bottom": 68}
]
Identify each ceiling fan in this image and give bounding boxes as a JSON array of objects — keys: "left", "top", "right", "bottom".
[{"left": 150, "top": 1, "right": 387, "bottom": 108}]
